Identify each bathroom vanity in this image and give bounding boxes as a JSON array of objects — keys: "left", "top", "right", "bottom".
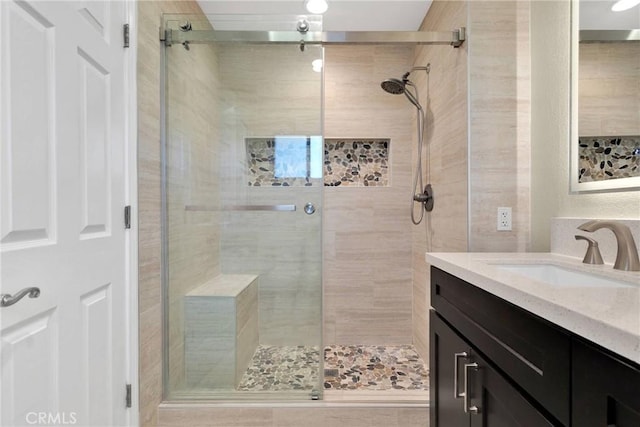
[{"left": 427, "top": 253, "right": 640, "bottom": 427}]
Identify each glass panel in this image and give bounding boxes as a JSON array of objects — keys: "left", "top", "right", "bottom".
[{"left": 163, "top": 16, "right": 323, "bottom": 400}]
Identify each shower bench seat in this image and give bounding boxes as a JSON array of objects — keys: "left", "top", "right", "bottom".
[{"left": 184, "top": 274, "right": 259, "bottom": 389}]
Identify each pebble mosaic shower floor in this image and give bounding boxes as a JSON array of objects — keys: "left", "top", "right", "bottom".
[
  {"left": 238, "top": 345, "right": 320, "bottom": 391},
  {"left": 323, "top": 345, "right": 429, "bottom": 391},
  {"left": 237, "top": 344, "right": 428, "bottom": 393}
]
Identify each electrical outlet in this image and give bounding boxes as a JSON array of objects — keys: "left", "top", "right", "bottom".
[{"left": 497, "top": 207, "right": 512, "bottom": 231}]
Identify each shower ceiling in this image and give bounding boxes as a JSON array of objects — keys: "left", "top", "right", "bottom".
[{"left": 196, "top": 0, "right": 433, "bottom": 31}]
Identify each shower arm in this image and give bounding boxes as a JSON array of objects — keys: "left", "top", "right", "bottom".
[{"left": 403, "top": 65, "right": 431, "bottom": 82}]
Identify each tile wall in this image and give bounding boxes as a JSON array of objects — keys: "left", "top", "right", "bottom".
[
  {"left": 157, "top": 405, "right": 429, "bottom": 427},
  {"left": 577, "top": 42, "right": 640, "bottom": 183},
  {"left": 138, "top": 1, "right": 211, "bottom": 424},
  {"left": 216, "top": 44, "right": 323, "bottom": 346},
  {"left": 578, "top": 42, "right": 640, "bottom": 138},
  {"left": 165, "top": 33, "right": 223, "bottom": 394},
  {"left": 467, "top": 0, "right": 531, "bottom": 252},
  {"left": 322, "top": 45, "right": 416, "bottom": 346},
  {"left": 411, "top": 0, "right": 469, "bottom": 361}
]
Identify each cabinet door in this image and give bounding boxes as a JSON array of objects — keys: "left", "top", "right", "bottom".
[
  {"left": 573, "top": 339, "right": 640, "bottom": 427},
  {"left": 432, "top": 311, "right": 556, "bottom": 427},
  {"left": 468, "top": 350, "right": 556, "bottom": 427},
  {"left": 431, "top": 310, "right": 471, "bottom": 427}
]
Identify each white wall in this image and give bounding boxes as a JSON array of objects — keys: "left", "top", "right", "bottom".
[{"left": 531, "top": 0, "right": 640, "bottom": 252}]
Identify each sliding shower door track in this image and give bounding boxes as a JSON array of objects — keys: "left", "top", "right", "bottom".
[{"left": 161, "top": 28, "right": 466, "bottom": 48}]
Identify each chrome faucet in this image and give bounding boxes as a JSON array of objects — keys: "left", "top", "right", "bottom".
[{"left": 577, "top": 220, "right": 640, "bottom": 271}]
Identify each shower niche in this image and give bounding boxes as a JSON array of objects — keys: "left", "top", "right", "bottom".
[{"left": 323, "top": 138, "right": 390, "bottom": 187}]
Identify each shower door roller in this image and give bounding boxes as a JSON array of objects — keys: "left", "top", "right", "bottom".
[{"left": 304, "top": 202, "right": 316, "bottom": 215}]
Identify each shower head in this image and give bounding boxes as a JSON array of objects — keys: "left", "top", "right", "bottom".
[
  {"left": 381, "top": 77, "right": 422, "bottom": 111},
  {"left": 380, "top": 78, "right": 406, "bottom": 95}
]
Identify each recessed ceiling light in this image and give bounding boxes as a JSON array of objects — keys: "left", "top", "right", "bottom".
[
  {"left": 305, "top": 0, "right": 329, "bottom": 15},
  {"left": 611, "top": 0, "right": 640, "bottom": 12}
]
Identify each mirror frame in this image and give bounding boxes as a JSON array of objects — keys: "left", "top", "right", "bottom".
[{"left": 570, "top": 0, "right": 640, "bottom": 193}]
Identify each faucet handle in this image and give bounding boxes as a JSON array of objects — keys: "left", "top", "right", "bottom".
[{"left": 575, "top": 235, "right": 604, "bottom": 265}]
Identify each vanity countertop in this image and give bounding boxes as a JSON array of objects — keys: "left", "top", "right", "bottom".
[{"left": 426, "top": 252, "right": 640, "bottom": 364}]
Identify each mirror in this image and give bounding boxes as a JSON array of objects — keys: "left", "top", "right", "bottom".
[{"left": 570, "top": 0, "right": 640, "bottom": 192}]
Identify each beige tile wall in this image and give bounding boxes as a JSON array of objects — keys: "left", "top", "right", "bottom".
[
  {"left": 578, "top": 42, "right": 640, "bottom": 136},
  {"left": 165, "top": 37, "right": 222, "bottom": 394},
  {"left": 323, "top": 45, "right": 416, "bottom": 346},
  {"left": 158, "top": 405, "right": 429, "bottom": 427},
  {"left": 216, "top": 44, "right": 323, "bottom": 346},
  {"left": 411, "top": 0, "right": 469, "bottom": 361},
  {"left": 138, "top": 0, "right": 216, "bottom": 424},
  {"left": 467, "top": 0, "right": 531, "bottom": 252}
]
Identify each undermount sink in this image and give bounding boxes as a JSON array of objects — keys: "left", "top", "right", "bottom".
[{"left": 493, "top": 263, "right": 636, "bottom": 288}]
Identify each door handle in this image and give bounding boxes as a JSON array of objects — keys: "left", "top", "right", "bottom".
[
  {"left": 1, "top": 287, "right": 41, "bottom": 308},
  {"left": 463, "top": 362, "right": 480, "bottom": 415},
  {"left": 453, "top": 352, "right": 468, "bottom": 398}
]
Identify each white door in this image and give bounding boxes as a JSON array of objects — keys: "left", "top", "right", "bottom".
[{"left": 1, "top": 1, "right": 133, "bottom": 426}]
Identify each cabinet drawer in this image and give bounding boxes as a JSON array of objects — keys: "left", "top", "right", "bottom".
[{"left": 431, "top": 267, "right": 571, "bottom": 426}]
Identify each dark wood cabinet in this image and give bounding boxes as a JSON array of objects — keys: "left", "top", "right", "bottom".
[
  {"left": 430, "top": 266, "right": 640, "bottom": 427},
  {"left": 430, "top": 311, "right": 472, "bottom": 427},
  {"left": 572, "top": 339, "right": 640, "bottom": 427},
  {"left": 431, "top": 311, "right": 555, "bottom": 427}
]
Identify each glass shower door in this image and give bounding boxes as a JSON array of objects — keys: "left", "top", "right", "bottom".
[{"left": 162, "top": 16, "right": 324, "bottom": 400}]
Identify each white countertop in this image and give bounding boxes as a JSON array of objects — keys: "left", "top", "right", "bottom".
[{"left": 425, "top": 252, "right": 640, "bottom": 364}]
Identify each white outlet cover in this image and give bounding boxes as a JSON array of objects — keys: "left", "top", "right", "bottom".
[{"left": 497, "top": 207, "right": 512, "bottom": 231}]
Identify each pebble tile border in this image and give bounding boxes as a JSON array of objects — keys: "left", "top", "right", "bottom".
[{"left": 578, "top": 136, "right": 640, "bottom": 182}]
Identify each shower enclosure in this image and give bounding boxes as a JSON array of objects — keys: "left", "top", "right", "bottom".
[
  {"left": 162, "top": 14, "right": 324, "bottom": 400},
  {"left": 161, "top": 13, "right": 465, "bottom": 401}
]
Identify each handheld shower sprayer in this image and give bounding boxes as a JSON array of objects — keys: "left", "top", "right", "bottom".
[{"left": 380, "top": 64, "right": 433, "bottom": 225}]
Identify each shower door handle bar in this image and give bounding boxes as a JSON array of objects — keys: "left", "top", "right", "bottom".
[
  {"left": 185, "top": 204, "right": 296, "bottom": 212},
  {"left": 225, "top": 204, "right": 296, "bottom": 212}
]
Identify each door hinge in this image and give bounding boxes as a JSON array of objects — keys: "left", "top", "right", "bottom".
[
  {"left": 124, "top": 205, "right": 131, "bottom": 229},
  {"left": 123, "top": 23, "right": 130, "bottom": 48},
  {"left": 125, "top": 384, "right": 132, "bottom": 408}
]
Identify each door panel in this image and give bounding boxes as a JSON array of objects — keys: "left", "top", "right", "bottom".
[
  {"left": 572, "top": 339, "right": 640, "bottom": 427},
  {"left": 78, "top": 46, "right": 111, "bottom": 238},
  {"left": 430, "top": 310, "right": 471, "bottom": 427},
  {"left": 1, "top": 1, "right": 130, "bottom": 426},
  {"left": 0, "top": 310, "right": 58, "bottom": 424},
  {"left": 1, "top": 0, "right": 56, "bottom": 249},
  {"left": 470, "top": 351, "right": 555, "bottom": 427}
]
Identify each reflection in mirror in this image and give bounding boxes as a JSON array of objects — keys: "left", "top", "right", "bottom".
[{"left": 571, "top": 0, "right": 640, "bottom": 191}]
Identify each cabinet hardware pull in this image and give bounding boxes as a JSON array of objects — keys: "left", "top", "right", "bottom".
[
  {"left": 464, "top": 362, "right": 479, "bottom": 414},
  {"left": 454, "top": 352, "right": 468, "bottom": 398}
]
